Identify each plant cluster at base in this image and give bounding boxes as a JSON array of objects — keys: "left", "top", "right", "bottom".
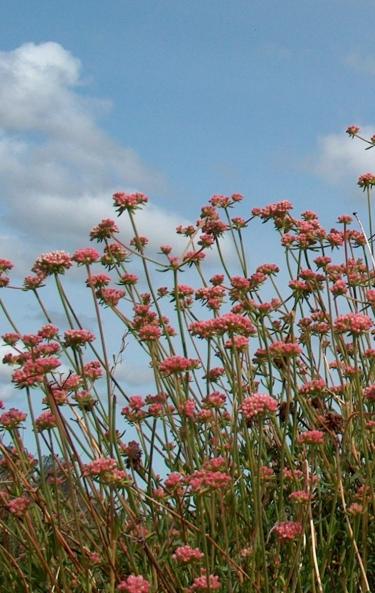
[{"left": 0, "top": 130, "right": 374, "bottom": 592}]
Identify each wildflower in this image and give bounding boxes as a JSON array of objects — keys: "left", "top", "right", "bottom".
[
  {"left": 83, "top": 457, "right": 129, "bottom": 486},
  {"left": 97, "top": 287, "right": 125, "bottom": 306},
  {"left": 337, "top": 214, "right": 353, "bottom": 224},
  {"left": 2, "top": 332, "right": 20, "bottom": 345},
  {"left": 180, "top": 399, "right": 196, "bottom": 418},
  {"left": 231, "top": 216, "right": 247, "bottom": 228},
  {"left": 159, "top": 244, "right": 172, "bottom": 255},
  {"left": 35, "top": 411, "right": 57, "bottom": 432},
  {"left": 225, "top": 335, "right": 249, "bottom": 350},
  {"left": 101, "top": 243, "right": 127, "bottom": 267},
  {"left": 73, "top": 390, "right": 96, "bottom": 410},
  {"left": 90, "top": 218, "right": 119, "bottom": 241},
  {"left": 117, "top": 575, "right": 150, "bottom": 593},
  {"left": 298, "top": 379, "right": 327, "bottom": 397},
  {"left": 83, "top": 361, "right": 103, "bottom": 380},
  {"left": 64, "top": 329, "right": 95, "bottom": 347},
  {"left": 0, "top": 408, "right": 27, "bottom": 429},
  {"left": 0, "top": 275, "right": 9, "bottom": 287},
  {"left": 0, "top": 259, "right": 13, "bottom": 272},
  {"left": 72, "top": 247, "right": 100, "bottom": 265},
  {"left": 138, "top": 325, "right": 162, "bottom": 341},
  {"left": 190, "top": 570, "right": 221, "bottom": 591},
  {"left": 202, "top": 391, "right": 226, "bottom": 408},
  {"left": 183, "top": 250, "right": 206, "bottom": 264},
  {"left": 358, "top": 172, "right": 375, "bottom": 189},
  {"left": 289, "top": 490, "right": 311, "bottom": 503},
  {"left": 210, "top": 274, "right": 225, "bottom": 285},
  {"left": 189, "top": 313, "right": 256, "bottom": 339},
  {"left": 173, "top": 545, "right": 204, "bottom": 564},
  {"left": 7, "top": 496, "right": 31, "bottom": 517},
  {"left": 270, "top": 341, "right": 301, "bottom": 357},
  {"left": 63, "top": 374, "right": 82, "bottom": 391},
  {"left": 298, "top": 430, "right": 325, "bottom": 445},
  {"left": 164, "top": 472, "right": 185, "bottom": 492},
  {"left": 314, "top": 255, "right": 331, "bottom": 268},
  {"left": 121, "top": 396, "right": 146, "bottom": 422},
  {"left": 348, "top": 503, "right": 364, "bottom": 515},
  {"left": 331, "top": 279, "right": 347, "bottom": 296},
  {"left": 119, "top": 273, "right": 138, "bottom": 286},
  {"left": 38, "top": 324, "right": 59, "bottom": 339},
  {"left": 363, "top": 385, "right": 375, "bottom": 400},
  {"left": 366, "top": 289, "right": 375, "bottom": 307},
  {"left": 273, "top": 521, "right": 303, "bottom": 541},
  {"left": 241, "top": 394, "right": 278, "bottom": 420},
  {"left": 122, "top": 441, "right": 142, "bottom": 470},
  {"left": 32, "top": 251, "right": 72, "bottom": 275},
  {"left": 204, "top": 367, "right": 225, "bottom": 381},
  {"left": 159, "top": 355, "right": 200, "bottom": 376},
  {"left": 44, "top": 388, "right": 68, "bottom": 406},
  {"left": 283, "top": 468, "right": 304, "bottom": 481},
  {"left": 346, "top": 125, "right": 360, "bottom": 137},
  {"left": 130, "top": 235, "right": 149, "bottom": 251},
  {"left": 23, "top": 273, "right": 46, "bottom": 290},
  {"left": 334, "top": 313, "right": 373, "bottom": 335},
  {"left": 259, "top": 466, "right": 275, "bottom": 481},
  {"left": 188, "top": 468, "right": 231, "bottom": 493},
  {"left": 209, "top": 194, "right": 230, "bottom": 208},
  {"left": 86, "top": 273, "right": 112, "bottom": 288},
  {"left": 113, "top": 192, "right": 148, "bottom": 214}
]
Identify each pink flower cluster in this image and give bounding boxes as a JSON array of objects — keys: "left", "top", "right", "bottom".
[
  {"left": 32, "top": 251, "right": 72, "bottom": 275},
  {"left": 289, "top": 490, "right": 311, "bottom": 503},
  {"left": 189, "top": 313, "right": 256, "bottom": 339},
  {"left": 113, "top": 192, "right": 148, "bottom": 213},
  {"left": 83, "top": 457, "right": 129, "bottom": 486},
  {"left": 12, "top": 357, "right": 61, "bottom": 388},
  {"left": 334, "top": 313, "right": 373, "bottom": 335},
  {"left": 173, "top": 545, "right": 204, "bottom": 564},
  {"left": 188, "top": 468, "right": 231, "bottom": 493},
  {"left": 190, "top": 570, "right": 221, "bottom": 591},
  {"left": 90, "top": 218, "right": 119, "bottom": 241},
  {"left": 117, "top": 575, "right": 150, "bottom": 593},
  {"left": 97, "top": 287, "right": 125, "bottom": 306},
  {"left": 7, "top": 496, "right": 31, "bottom": 517},
  {"left": 273, "top": 521, "right": 303, "bottom": 541},
  {"left": 298, "top": 430, "right": 325, "bottom": 445},
  {"left": 357, "top": 172, "right": 375, "bottom": 189},
  {"left": 72, "top": 247, "right": 100, "bottom": 265},
  {"left": 269, "top": 341, "right": 302, "bottom": 357},
  {"left": 346, "top": 125, "right": 360, "bottom": 137},
  {"left": 241, "top": 394, "right": 278, "bottom": 420},
  {"left": 159, "top": 355, "right": 200, "bottom": 376},
  {"left": 35, "top": 411, "right": 58, "bottom": 432},
  {"left": 0, "top": 408, "right": 27, "bottom": 429},
  {"left": 251, "top": 200, "right": 293, "bottom": 224},
  {"left": 64, "top": 329, "right": 96, "bottom": 347}
]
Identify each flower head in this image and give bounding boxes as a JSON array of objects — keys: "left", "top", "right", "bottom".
[{"left": 32, "top": 251, "right": 72, "bottom": 275}]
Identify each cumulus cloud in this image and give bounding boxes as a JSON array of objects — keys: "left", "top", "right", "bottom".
[
  {"left": 313, "top": 126, "right": 375, "bottom": 184},
  {"left": 0, "top": 42, "right": 236, "bottom": 277}
]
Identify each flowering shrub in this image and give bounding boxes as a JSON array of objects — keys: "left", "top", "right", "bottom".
[{"left": 0, "top": 131, "right": 373, "bottom": 592}]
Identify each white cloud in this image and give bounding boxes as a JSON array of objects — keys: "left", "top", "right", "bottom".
[
  {"left": 0, "top": 42, "right": 236, "bottom": 280},
  {"left": 313, "top": 126, "right": 375, "bottom": 184}
]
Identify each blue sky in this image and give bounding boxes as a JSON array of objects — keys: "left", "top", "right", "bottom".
[
  {"left": 1, "top": 0, "right": 375, "bottom": 405},
  {"left": 2, "top": 0, "right": 375, "bottom": 224}
]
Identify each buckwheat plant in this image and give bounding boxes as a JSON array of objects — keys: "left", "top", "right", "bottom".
[{"left": 0, "top": 135, "right": 374, "bottom": 593}]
